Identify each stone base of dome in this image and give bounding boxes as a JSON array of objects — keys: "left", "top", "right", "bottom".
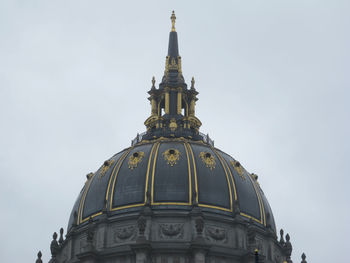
[{"left": 55, "top": 209, "right": 285, "bottom": 263}]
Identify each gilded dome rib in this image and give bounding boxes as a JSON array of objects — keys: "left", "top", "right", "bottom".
[
  {"left": 109, "top": 148, "right": 133, "bottom": 211},
  {"left": 211, "top": 148, "right": 234, "bottom": 212},
  {"left": 144, "top": 142, "right": 158, "bottom": 205}
]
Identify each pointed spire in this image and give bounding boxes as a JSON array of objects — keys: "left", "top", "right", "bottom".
[
  {"left": 141, "top": 12, "right": 204, "bottom": 143},
  {"left": 162, "top": 11, "right": 181, "bottom": 84}
]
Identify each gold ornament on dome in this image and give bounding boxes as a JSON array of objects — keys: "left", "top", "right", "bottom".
[
  {"left": 163, "top": 148, "right": 180, "bottom": 166},
  {"left": 169, "top": 118, "right": 178, "bottom": 131},
  {"left": 230, "top": 160, "right": 245, "bottom": 180},
  {"left": 98, "top": 159, "right": 115, "bottom": 179},
  {"left": 250, "top": 173, "right": 260, "bottom": 186},
  {"left": 128, "top": 151, "right": 145, "bottom": 170},
  {"left": 86, "top": 172, "right": 94, "bottom": 181},
  {"left": 199, "top": 152, "right": 216, "bottom": 170}
]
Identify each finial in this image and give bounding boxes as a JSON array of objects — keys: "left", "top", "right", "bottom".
[
  {"left": 171, "top": 11, "right": 176, "bottom": 32},
  {"left": 58, "top": 227, "right": 64, "bottom": 245},
  {"left": 191, "top": 77, "right": 195, "bottom": 89},
  {"left": 301, "top": 253, "right": 307, "bottom": 263},
  {"left": 286, "top": 233, "right": 290, "bottom": 242},
  {"left": 151, "top": 76, "right": 155, "bottom": 89},
  {"left": 284, "top": 233, "right": 293, "bottom": 259},
  {"left": 279, "top": 229, "right": 285, "bottom": 245},
  {"left": 36, "top": 251, "right": 43, "bottom": 263},
  {"left": 50, "top": 232, "right": 60, "bottom": 258}
]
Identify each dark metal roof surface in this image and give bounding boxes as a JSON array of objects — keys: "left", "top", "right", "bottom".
[{"left": 68, "top": 138, "right": 276, "bottom": 232}]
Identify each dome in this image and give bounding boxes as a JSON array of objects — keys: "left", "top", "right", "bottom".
[
  {"left": 40, "top": 12, "right": 300, "bottom": 263},
  {"left": 68, "top": 138, "right": 276, "bottom": 233}
]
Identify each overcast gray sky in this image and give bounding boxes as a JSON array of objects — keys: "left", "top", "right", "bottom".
[{"left": 1, "top": 1, "right": 349, "bottom": 262}]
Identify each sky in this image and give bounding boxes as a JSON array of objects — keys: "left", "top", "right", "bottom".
[{"left": 1, "top": 0, "right": 349, "bottom": 262}]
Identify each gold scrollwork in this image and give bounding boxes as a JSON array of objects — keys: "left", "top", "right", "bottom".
[
  {"left": 99, "top": 159, "right": 115, "bottom": 179},
  {"left": 230, "top": 160, "right": 245, "bottom": 180},
  {"left": 163, "top": 148, "right": 180, "bottom": 166},
  {"left": 128, "top": 151, "right": 145, "bottom": 170},
  {"left": 199, "top": 152, "right": 216, "bottom": 170}
]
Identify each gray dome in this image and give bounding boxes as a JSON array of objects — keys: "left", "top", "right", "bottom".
[{"left": 68, "top": 138, "right": 276, "bottom": 233}]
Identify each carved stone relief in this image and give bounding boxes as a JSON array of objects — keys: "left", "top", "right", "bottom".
[
  {"left": 159, "top": 223, "right": 184, "bottom": 239},
  {"left": 113, "top": 225, "right": 136, "bottom": 243},
  {"left": 205, "top": 225, "right": 227, "bottom": 243}
]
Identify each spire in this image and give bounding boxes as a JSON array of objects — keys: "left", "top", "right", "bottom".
[
  {"left": 167, "top": 28, "right": 179, "bottom": 60},
  {"left": 141, "top": 11, "right": 205, "bottom": 144},
  {"left": 160, "top": 10, "right": 184, "bottom": 88},
  {"left": 168, "top": 11, "right": 178, "bottom": 58}
]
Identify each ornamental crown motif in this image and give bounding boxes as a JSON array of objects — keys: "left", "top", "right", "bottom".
[
  {"left": 163, "top": 148, "right": 180, "bottom": 166},
  {"left": 230, "top": 160, "right": 245, "bottom": 180},
  {"left": 199, "top": 152, "right": 216, "bottom": 170},
  {"left": 98, "top": 159, "right": 115, "bottom": 178},
  {"left": 128, "top": 151, "right": 145, "bottom": 170}
]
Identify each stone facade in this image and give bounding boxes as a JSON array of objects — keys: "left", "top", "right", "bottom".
[{"left": 49, "top": 208, "right": 288, "bottom": 263}]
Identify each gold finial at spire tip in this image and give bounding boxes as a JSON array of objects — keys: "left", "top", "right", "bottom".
[{"left": 171, "top": 11, "right": 176, "bottom": 32}]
